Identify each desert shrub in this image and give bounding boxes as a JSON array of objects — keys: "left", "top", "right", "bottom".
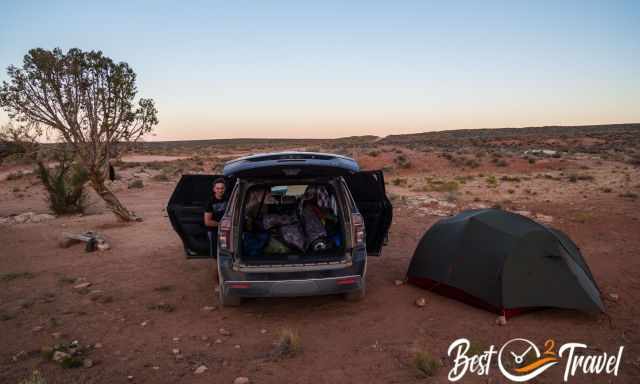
[
  {"left": 36, "top": 154, "right": 88, "bottom": 215},
  {"left": 436, "top": 181, "right": 459, "bottom": 193},
  {"left": 146, "top": 302, "right": 175, "bottom": 312},
  {"left": 392, "top": 177, "right": 407, "bottom": 186},
  {"left": 495, "top": 159, "right": 508, "bottom": 167},
  {"left": 619, "top": 192, "right": 638, "bottom": 199},
  {"left": 151, "top": 172, "right": 170, "bottom": 182},
  {"left": 394, "top": 154, "right": 412, "bottom": 169},
  {"left": 602, "top": 187, "right": 612, "bottom": 193},
  {"left": 413, "top": 351, "right": 439, "bottom": 377},
  {"left": 465, "top": 158, "right": 480, "bottom": 168},
  {"left": 1, "top": 271, "right": 35, "bottom": 282},
  {"left": 568, "top": 173, "right": 594, "bottom": 182},
  {"left": 485, "top": 175, "right": 498, "bottom": 188},
  {"left": 367, "top": 149, "right": 380, "bottom": 157},
  {"left": 500, "top": 175, "right": 521, "bottom": 182}
]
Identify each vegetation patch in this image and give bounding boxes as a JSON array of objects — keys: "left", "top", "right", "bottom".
[
  {"left": 485, "top": 175, "right": 498, "bottom": 188},
  {"left": 272, "top": 328, "right": 302, "bottom": 358},
  {"left": 1, "top": 271, "right": 35, "bottom": 282},
  {"left": 146, "top": 302, "right": 176, "bottom": 313},
  {"left": 413, "top": 351, "right": 440, "bottom": 377},
  {"left": 393, "top": 154, "right": 412, "bottom": 169}
]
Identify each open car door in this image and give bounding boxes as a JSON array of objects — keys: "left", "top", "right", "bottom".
[
  {"left": 344, "top": 170, "right": 393, "bottom": 256},
  {"left": 167, "top": 174, "right": 233, "bottom": 258}
]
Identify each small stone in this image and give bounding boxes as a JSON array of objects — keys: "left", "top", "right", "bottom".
[
  {"left": 73, "top": 282, "right": 92, "bottom": 290},
  {"left": 260, "top": 329, "right": 267, "bottom": 334},
  {"left": 12, "top": 350, "right": 27, "bottom": 362},
  {"left": 172, "top": 337, "right": 180, "bottom": 342},
  {"left": 140, "top": 321, "right": 149, "bottom": 327},
  {"left": 219, "top": 328, "right": 231, "bottom": 336},
  {"left": 152, "top": 366, "right": 160, "bottom": 370},
  {"left": 202, "top": 305, "right": 217, "bottom": 312},
  {"left": 32, "top": 326, "right": 44, "bottom": 332},
  {"left": 415, "top": 297, "right": 427, "bottom": 307},
  {"left": 172, "top": 348, "right": 180, "bottom": 355},
  {"left": 609, "top": 293, "right": 619, "bottom": 302},
  {"left": 83, "top": 358, "right": 94, "bottom": 368},
  {"left": 127, "top": 375, "right": 134, "bottom": 381},
  {"left": 97, "top": 241, "right": 111, "bottom": 251},
  {"left": 194, "top": 365, "right": 208, "bottom": 374},
  {"left": 52, "top": 350, "right": 71, "bottom": 363},
  {"left": 393, "top": 279, "right": 404, "bottom": 286},
  {"left": 234, "top": 377, "right": 250, "bottom": 384},
  {"left": 201, "top": 336, "right": 209, "bottom": 341},
  {"left": 94, "top": 342, "right": 103, "bottom": 349},
  {"left": 234, "top": 344, "right": 241, "bottom": 349},
  {"left": 495, "top": 315, "right": 507, "bottom": 326},
  {"left": 215, "top": 338, "right": 223, "bottom": 344}
]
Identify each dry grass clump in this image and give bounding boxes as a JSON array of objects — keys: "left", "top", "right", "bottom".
[
  {"left": 572, "top": 212, "right": 593, "bottom": 223},
  {"left": 272, "top": 328, "right": 302, "bottom": 358},
  {"left": 1, "top": 271, "right": 35, "bottom": 282},
  {"left": 413, "top": 351, "right": 440, "bottom": 377},
  {"left": 18, "top": 370, "right": 46, "bottom": 384}
]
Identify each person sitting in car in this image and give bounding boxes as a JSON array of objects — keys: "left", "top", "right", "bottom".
[{"left": 204, "top": 178, "right": 227, "bottom": 257}]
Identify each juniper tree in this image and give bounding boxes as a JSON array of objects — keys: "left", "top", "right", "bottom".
[{"left": 0, "top": 48, "right": 158, "bottom": 221}]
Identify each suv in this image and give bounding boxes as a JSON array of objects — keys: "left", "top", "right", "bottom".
[{"left": 167, "top": 152, "right": 392, "bottom": 306}]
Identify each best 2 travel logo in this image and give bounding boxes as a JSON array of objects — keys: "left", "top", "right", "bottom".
[{"left": 447, "top": 337, "right": 624, "bottom": 382}]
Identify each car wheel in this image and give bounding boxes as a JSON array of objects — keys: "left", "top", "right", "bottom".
[{"left": 344, "top": 276, "right": 366, "bottom": 301}]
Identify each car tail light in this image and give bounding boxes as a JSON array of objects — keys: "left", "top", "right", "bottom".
[
  {"left": 218, "top": 217, "right": 233, "bottom": 251},
  {"left": 352, "top": 213, "right": 365, "bottom": 247},
  {"left": 336, "top": 277, "right": 358, "bottom": 285},
  {"left": 228, "top": 282, "right": 250, "bottom": 289}
]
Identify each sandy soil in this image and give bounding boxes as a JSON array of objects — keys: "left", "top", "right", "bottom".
[{"left": 1, "top": 147, "right": 639, "bottom": 383}]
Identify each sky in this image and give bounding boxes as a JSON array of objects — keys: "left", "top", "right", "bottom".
[{"left": 1, "top": 0, "right": 639, "bottom": 140}]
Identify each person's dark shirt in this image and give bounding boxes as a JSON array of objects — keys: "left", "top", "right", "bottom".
[{"left": 205, "top": 196, "right": 227, "bottom": 223}]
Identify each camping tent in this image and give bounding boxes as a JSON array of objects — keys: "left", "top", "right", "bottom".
[{"left": 407, "top": 209, "right": 604, "bottom": 317}]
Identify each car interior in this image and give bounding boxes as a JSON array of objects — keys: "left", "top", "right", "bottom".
[{"left": 238, "top": 181, "right": 348, "bottom": 265}]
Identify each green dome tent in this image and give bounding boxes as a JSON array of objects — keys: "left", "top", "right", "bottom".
[{"left": 407, "top": 209, "right": 604, "bottom": 318}]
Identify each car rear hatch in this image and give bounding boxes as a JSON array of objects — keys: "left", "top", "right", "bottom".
[{"left": 223, "top": 152, "right": 359, "bottom": 179}]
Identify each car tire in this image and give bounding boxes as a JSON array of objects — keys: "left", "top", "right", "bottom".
[{"left": 344, "top": 276, "right": 366, "bottom": 301}]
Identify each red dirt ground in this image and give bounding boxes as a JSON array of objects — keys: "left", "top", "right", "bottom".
[{"left": 1, "top": 153, "right": 639, "bottom": 383}]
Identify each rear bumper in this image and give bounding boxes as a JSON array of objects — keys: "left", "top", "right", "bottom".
[
  {"left": 224, "top": 275, "right": 363, "bottom": 297},
  {"left": 218, "top": 249, "right": 367, "bottom": 298}
]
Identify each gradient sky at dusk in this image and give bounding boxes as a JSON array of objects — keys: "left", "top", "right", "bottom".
[{"left": 1, "top": 1, "right": 639, "bottom": 140}]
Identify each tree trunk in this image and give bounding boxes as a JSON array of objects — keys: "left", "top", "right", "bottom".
[{"left": 89, "top": 175, "right": 137, "bottom": 222}]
